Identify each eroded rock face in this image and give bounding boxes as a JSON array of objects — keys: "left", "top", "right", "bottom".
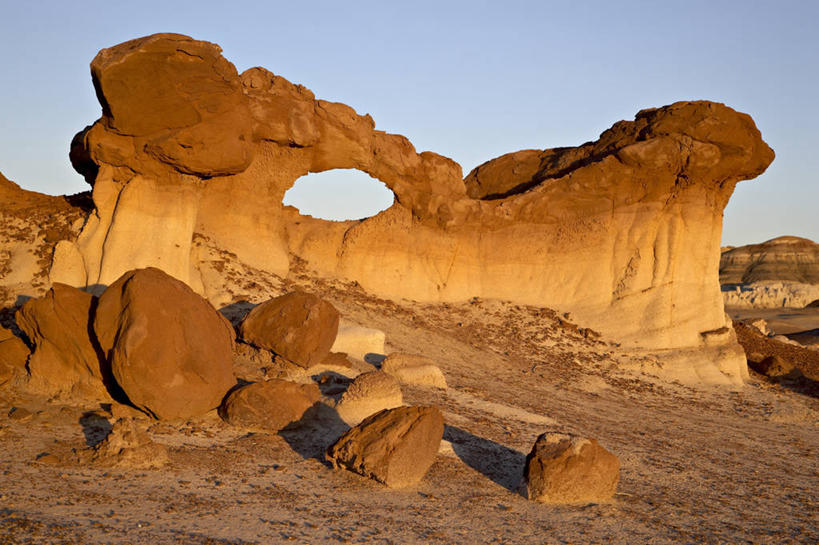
[
  {"left": 524, "top": 431, "right": 619, "bottom": 504},
  {"left": 239, "top": 291, "right": 339, "bottom": 368},
  {"left": 32, "top": 33, "right": 775, "bottom": 385},
  {"left": 16, "top": 284, "right": 109, "bottom": 401},
  {"left": 0, "top": 327, "right": 29, "bottom": 386},
  {"left": 326, "top": 405, "right": 444, "bottom": 488},
  {"left": 94, "top": 268, "right": 235, "bottom": 420}
]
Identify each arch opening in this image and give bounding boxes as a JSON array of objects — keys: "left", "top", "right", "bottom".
[{"left": 283, "top": 169, "right": 395, "bottom": 221}]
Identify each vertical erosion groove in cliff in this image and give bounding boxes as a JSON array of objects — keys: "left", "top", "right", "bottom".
[{"left": 42, "top": 32, "right": 775, "bottom": 384}]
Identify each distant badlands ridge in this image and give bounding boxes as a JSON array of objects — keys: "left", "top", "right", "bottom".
[
  {"left": 720, "top": 236, "right": 819, "bottom": 308},
  {"left": 0, "top": 33, "right": 780, "bottom": 384}
]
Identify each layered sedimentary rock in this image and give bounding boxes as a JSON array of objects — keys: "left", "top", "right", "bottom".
[
  {"left": 720, "top": 236, "right": 819, "bottom": 285},
  {"left": 720, "top": 237, "right": 819, "bottom": 308},
  {"left": 12, "top": 33, "right": 771, "bottom": 385}
]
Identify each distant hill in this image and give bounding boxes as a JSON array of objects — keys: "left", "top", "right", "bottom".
[{"left": 720, "top": 236, "right": 819, "bottom": 284}]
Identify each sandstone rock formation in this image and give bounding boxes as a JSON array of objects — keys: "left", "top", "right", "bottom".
[
  {"left": 335, "top": 371, "right": 403, "bottom": 426},
  {"left": 720, "top": 236, "right": 819, "bottom": 285},
  {"left": 16, "top": 284, "right": 109, "bottom": 401},
  {"left": 239, "top": 291, "right": 339, "bottom": 368},
  {"left": 0, "top": 32, "right": 770, "bottom": 385},
  {"left": 381, "top": 353, "right": 447, "bottom": 389},
  {"left": 720, "top": 237, "right": 819, "bottom": 309},
  {"left": 219, "top": 379, "right": 321, "bottom": 432},
  {"left": 326, "top": 405, "right": 444, "bottom": 488},
  {"left": 722, "top": 281, "right": 819, "bottom": 309},
  {"left": 0, "top": 172, "right": 88, "bottom": 306},
  {"left": 94, "top": 268, "right": 235, "bottom": 420},
  {"left": 524, "top": 431, "right": 620, "bottom": 504}
]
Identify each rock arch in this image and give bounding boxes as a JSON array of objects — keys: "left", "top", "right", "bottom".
[{"left": 49, "top": 33, "right": 775, "bottom": 384}]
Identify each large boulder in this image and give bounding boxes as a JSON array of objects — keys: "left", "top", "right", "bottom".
[
  {"left": 219, "top": 379, "right": 321, "bottom": 432},
  {"left": 94, "top": 268, "right": 235, "bottom": 420},
  {"left": 524, "top": 431, "right": 620, "bottom": 504},
  {"left": 16, "top": 284, "right": 109, "bottom": 400},
  {"left": 335, "top": 371, "right": 403, "bottom": 426},
  {"left": 326, "top": 405, "right": 444, "bottom": 488},
  {"left": 239, "top": 291, "right": 339, "bottom": 368}
]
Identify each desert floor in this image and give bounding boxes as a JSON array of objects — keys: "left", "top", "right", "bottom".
[{"left": 1, "top": 277, "right": 817, "bottom": 544}]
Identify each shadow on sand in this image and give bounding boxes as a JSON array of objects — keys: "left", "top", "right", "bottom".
[{"left": 443, "top": 425, "right": 526, "bottom": 493}]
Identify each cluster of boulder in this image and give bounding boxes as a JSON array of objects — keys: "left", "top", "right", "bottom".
[{"left": 0, "top": 266, "right": 619, "bottom": 502}]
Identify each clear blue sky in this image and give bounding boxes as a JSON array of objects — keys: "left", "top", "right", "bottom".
[{"left": 1, "top": 0, "right": 816, "bottom": 245}]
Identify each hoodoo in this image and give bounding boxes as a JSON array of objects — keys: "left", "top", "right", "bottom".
[{"left": 3, "top": 33, "right": 773, "bottom": 385}]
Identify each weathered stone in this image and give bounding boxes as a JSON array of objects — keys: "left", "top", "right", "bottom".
[
  {"left": 336, "top": 371, "right": 402, "bottom": 426},
  {"left": 239, "top": 291, "right": 339, "bottom": 368},
  {"left": 16, "top": 284, "right": 109, "bottom": 400},
  {"left": 94, "top": 268, "right": 235, "bottom": 420},
  {"left": 326, "top": 405, "right": 443, "bottom": 488},
  {"left": 219, "top": 379, "right": 321, "bottom": 432},
  {"left": 381, "top": 353, "right": 447, "bottom": 389},
  {"left": 524, "top": 431, "right": 619, "bottom": 504}
]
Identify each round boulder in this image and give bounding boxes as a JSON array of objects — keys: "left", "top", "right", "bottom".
[
  {"left": 239, "top": 291, "right": 339, "bottom": 368},
  {"left": 219, "top": 379, "right": 321, "bottom": 432},
  {"left": 94, "top": 268, "right": 235, "bottom": 420}
]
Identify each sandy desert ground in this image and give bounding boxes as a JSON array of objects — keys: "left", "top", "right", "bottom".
[{"left": 1, "top": 271, "right": 817, "bottom": 545}]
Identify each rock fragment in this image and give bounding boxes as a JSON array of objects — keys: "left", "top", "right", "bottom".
[
  {"left": 80, "top": 418, "right": 169, "bottom": 469},
  {"left": 327, "top": 405, "right": 444, "bottom": 488}
]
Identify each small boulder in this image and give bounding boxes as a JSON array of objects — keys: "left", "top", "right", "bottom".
[
  {"left": 219, "top": 379, "right": 321, "bottom": 432},
  {"left": 16, "top": 284, "right": 109, "bottom": 400},
  {"left": 381, "top": 353, "right": 447, "bottom": 389},
  {"left": 326, "top": 405, "right": 444, "bottom": 488},
  {"left": 331, "top": 321, "right": 386, "bottom": 361},
  {"left": 94, "top": 268, "right": 235, "bottom": 420},
  {"left": 751, "top": 355, "right": 800, "bottom": 379},
  {"left": 79, "top": 418, "right": 169, "bottom": 469},
  {"left": 524, "top": 431, "right": 619, "bottom": 504},
  {"left": 239, "top": 291, "right": 339, "bottom": 368},
  {"left": 336, "top": 371, "right": 402, "bottom": 426}
]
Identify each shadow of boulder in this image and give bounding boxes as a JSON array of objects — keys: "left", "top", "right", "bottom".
[{"left": 444, "top": 424, "right": 526, "bottom": 493}]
